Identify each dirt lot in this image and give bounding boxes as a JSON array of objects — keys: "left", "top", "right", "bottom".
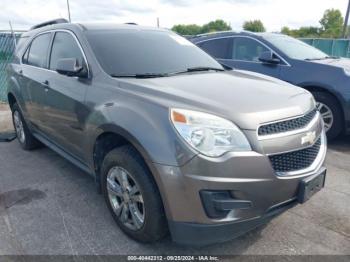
[
  {"left": 0, "top": 105, "right": 349, "bottom": 256},
  {"left": 0, "top": 103, "right": 12, "bottom": 132}
]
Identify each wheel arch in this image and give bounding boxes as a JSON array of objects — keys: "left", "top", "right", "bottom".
[
  {"left": 91, "top": 124, "right": 158, "bottom": 190},
  {"left": 300, "top": 85, "right": 346, "bottom": 126}
]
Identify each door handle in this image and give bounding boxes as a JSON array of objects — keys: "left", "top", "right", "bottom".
[{"left": 43, "top": 80, "right": 49, "bottom": 86}]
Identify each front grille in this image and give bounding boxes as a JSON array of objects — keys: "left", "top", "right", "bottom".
[
  {"left": 269, "top": 137, "right": 321, "bottom": 173},
  {"left": 258, "top": 109, "right": 317, "bottom": 136}
]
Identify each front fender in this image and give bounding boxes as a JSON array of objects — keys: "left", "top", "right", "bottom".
[{"left": 84, "top": 99, "right": 197, "bottom": 170}]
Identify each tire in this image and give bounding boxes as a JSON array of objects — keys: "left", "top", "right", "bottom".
[
  {"left": 101, "top": 145, "right": 168, "bottom": 243},
  {"left": 312, "top": 92, "right": 343, "bottom": 141},
  {"left": 12, "top": 103, "right": 41, "bottom": 150}
]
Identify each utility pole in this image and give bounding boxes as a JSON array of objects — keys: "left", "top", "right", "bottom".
[
  {"left": 67, "top": 0, "right": 71, "bottom": 22},
  {"left": 342, "top": 0, "right": 350, "bottom": 38},
  {"left": 157, "top": 17, "right": 160, "bottom": 28}
]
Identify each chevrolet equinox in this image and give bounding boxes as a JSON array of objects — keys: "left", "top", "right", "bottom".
[{"left": 7, "top": 19, "right": 327, "bottom": 246}]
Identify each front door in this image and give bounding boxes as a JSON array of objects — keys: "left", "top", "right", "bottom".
[
  {"left": 222, "top": 37, "right": 281, "bottom": 78},
  {"left": 44, "top": 31, "right": 90, "bottom": 160}
]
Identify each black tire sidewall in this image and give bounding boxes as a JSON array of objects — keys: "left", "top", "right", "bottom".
[
  {"left": 101, "top": 146, "right": 167, "bottom": 243},
  {"left": 312, "top": 92, "right": 343, "bottom": 140},
  {"left": 12, "top": 103, "right": 31, "bottom": 150}
]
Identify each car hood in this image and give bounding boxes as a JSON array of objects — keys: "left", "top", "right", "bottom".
[
  {"left": 118, "top": 70, "right": 314, "bottom": 130},
  {"left": 310, "top": 57, "right": 350, "bottom": 71}
]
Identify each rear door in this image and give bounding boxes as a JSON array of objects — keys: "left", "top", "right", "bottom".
[
  {"left": 21, "top": 32, "right": 52, "bottom": 131},
  {"left": 44, "top": 31, "right": 90, "bottom": 160}
]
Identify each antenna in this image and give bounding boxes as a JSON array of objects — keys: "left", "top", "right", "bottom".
[
  {"left": 67, "top": 0, "right": 71, "bottom": 22},
  {"left": 9, "top": 21, "right": 16, "bottom": 49}
]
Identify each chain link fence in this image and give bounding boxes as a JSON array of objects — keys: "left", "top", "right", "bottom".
[{"left": 0, "top": 32, "right": 20, "bottom": 102}]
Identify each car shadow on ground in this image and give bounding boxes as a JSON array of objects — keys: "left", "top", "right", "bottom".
[{"left": 328, "top": 135, "right": 350, "bottom": 153}]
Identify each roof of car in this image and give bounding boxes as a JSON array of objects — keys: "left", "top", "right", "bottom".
[
  {"left": 189, "top": 31, "right": 282, "bottom": 42},
  {"left": 22, "top": 21, "right": 168, "bottom": 38},
  {"left": 77, "top": 22, "right": 168, "bottom": 32}
]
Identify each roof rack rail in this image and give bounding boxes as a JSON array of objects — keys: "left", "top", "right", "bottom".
[{"left": 30, "top": 18, "right": 69, "bottom": 30}]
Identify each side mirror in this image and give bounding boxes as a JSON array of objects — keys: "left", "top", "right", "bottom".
[
  {"left": 258, "top": 51, "right": 281, "bottom": 65},
  {"left": 56, "top": 58, "right": 88, "bottom": 78}
]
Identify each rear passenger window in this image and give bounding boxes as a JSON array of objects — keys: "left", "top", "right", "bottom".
[
  {"left": 49, "top": 32, "right": 85, "bottom": 71},
  {"left": 232, "top": 37, "right": 268, "bottom": 62},
  {"left": 26, "top": 33, "right": 51, "bottom": 68},
  {"left": 199, "top": 38, "right": 232, "bottom": 59}
]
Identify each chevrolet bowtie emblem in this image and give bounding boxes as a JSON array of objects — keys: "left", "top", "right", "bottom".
[{"left": 301, "top": 131, "right": 317, "bottom": 146}]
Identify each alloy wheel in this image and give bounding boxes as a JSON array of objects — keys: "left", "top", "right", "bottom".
[
  {"left": 316, "top": 102, "right": 334, "bottom": 132},
  {"left": 107, "top": 166, "right": 145, "bottom": 231},
  {"left": 13, "top": 111, "right": 25, "bottom": 143}
]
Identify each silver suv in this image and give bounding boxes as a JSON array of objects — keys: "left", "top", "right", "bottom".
[{"left": 7, "top": 19, "right": 327, "bottom": 246}]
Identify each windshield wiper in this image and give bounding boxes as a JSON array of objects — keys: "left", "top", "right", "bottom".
[
  {"left": 169, "top": 66, "right": 225, "bottom": 76},
  {"left": 186, "top": 66, "right": 225, "bottom": 72},
  {"left": 110, "top": 73, "right": 169, "bottom": 78},
  {"left": 110, "top": 67, "right": 225, "bottom": 79}
]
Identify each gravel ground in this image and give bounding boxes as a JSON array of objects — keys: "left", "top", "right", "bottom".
[
  {"left": 0, "top": 112, "right": 349, "bottom": 256},
  {"left": 0, "top": 103, "right": 12, "bottom": 132}
]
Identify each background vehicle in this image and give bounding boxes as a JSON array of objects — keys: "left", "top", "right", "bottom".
[
  {"left": 7, "top": 20, "right": 326, "bottom": 246},
  {"left": 191, "top": 31, "right": 350, "bottom": 140}
]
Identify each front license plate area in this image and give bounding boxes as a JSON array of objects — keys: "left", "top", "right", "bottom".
[{"left": 298, "top": 169, "right": 326, "bottom": 204}]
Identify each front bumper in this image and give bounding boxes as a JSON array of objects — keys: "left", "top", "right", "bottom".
[
  {"left": 168, "top": 196, "right": 298, "bottom": 246},
  {"left": 149, "top": 130, "right": 327, "bottom": 246}
]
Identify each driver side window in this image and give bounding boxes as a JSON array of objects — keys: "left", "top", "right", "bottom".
[
  {"left": 232, "top": 37, "right": 268, "bottom": 62},
  {"left": 49, "top": 31, "right": 85, "bottom": 71}
]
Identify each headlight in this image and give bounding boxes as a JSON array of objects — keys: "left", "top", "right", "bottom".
[{"left": 170, "top": 108, "right": 251, "bottom": 157}]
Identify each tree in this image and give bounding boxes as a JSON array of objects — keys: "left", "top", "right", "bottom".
[
  {"left": 243, "top": 20, "right": 266, "bottom": 32},
  {"left": 280, "top": 8, "right": 344, "bottom": 38},
  {"left": 171, "top": 24, "right": 202, "bottom": 36},
  {"left": 296, "top": 27, "right": 320, "bottom": 37},
  {"left": 200, "top": 19, "right": 231, "bottom": 34},
  {"left": 172, "top": 19, "right": 231, "bottom": 35},
  {"left": 319, "top": 9, "right": 343, "bottom": 37}
]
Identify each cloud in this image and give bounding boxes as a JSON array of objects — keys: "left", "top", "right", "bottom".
[{"left": 0, "top": 0, "right": 348, "bottom": 32}]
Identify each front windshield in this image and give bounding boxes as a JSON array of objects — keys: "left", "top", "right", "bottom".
[
  {"left": 262, "top": 34, "right": 329, "bottom": 60},
  {"left": 85, "top": 29, "right": 223, "bottom": 76}
]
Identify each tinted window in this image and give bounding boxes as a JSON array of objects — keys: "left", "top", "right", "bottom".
[
  {"left": 262, "top": 34, "right": 327, "bottom": 60},
  {"left": 232, "top": 37, "right": 268, "bottom": 62},
  {"left": 199, "top": 38, "right": 232, "bottom": 59},
  {"left": 49, "top": 32, "right": 85, "bottom": 70},
  {"left": 26, "top": 33, "right": 51, "bottom": 68},
  {"left": 85, "top": 30, "right": 222, "bottom": 76}
]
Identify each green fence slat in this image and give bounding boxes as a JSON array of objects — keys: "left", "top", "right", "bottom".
[{"left": 300, "top": 38, "right": 350, "bottom": 58}]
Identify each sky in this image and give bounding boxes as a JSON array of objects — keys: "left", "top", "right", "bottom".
[{"left": 1, "top": 0, "right": 349, "bottom": 32}]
